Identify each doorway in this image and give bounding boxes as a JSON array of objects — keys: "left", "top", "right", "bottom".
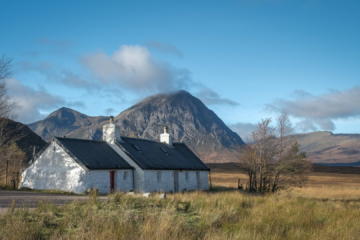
[
  {"left": 110, "top": 171, "right": 115, "bottom": 193},
  {"left": 196, "top": 171, "right": 201, "bottom": 190}
]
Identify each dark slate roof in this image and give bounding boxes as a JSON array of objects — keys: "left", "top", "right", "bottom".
[
  {"left": 55, "top": 137, "right": 133, "bottom": 170},
  {"left": 116, "top": 137, "right": 210, "bottom": 170}
]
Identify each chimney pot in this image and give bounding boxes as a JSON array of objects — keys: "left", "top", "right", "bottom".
[
  {"left": 160, "top": 126, "right": 173, "bottom": 147},
  {"left": 103, "top": 117, "right": 121, "bottom": 143}
]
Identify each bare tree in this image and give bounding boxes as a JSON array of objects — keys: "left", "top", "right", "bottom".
[
  {"left": 0, "top": 55, "right": 26, "bottom": 186},
  {"left": 239, "top": 113, "right": 311, "bottom": 192},
  {"left": 0, "top": 55, "right": 18, "bottom": 120},
  {"left": 0, "top": 143, "right": 25, "bottom": 187}
]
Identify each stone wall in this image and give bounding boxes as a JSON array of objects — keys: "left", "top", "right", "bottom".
[{"left": 19, "top": 141, "right": 134, "bottom": 194}]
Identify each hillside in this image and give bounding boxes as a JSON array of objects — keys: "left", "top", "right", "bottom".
[
  {"left": 295, "top": 131, "right": 360, "bottom": 165},
  {"left": 27, "top": 107, "right": 108, "bottom": 141},
  {"left": 1, "top": 119, "right": 46, "bottom": 162},
  {"left": 67, "top": 90, "right": 245, "bottom": 162}
]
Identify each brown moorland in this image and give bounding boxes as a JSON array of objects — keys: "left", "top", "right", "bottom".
[{"left": 208, "top": 163, "right": 360, "bottom": 199}]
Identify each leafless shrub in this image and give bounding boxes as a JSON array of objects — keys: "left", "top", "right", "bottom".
[{"left": 239, "top": 112, "right": 311, "bottom": 192}]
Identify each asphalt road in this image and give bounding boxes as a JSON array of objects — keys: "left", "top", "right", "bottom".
[{"left": 0, "top": 190, "right": 106, "bottom": 213}]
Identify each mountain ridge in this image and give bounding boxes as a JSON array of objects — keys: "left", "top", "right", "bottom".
[
  {"left": 27, "top": 107, "right": 108, "bottom": 141},
  {"left": 67, "top": 90, "right": 245, "bottom": 162},
  {"left": 4, "top": 119, "right": 46, "bottom": 162},
  {"left": 27, "top": 91, "right": 245, "bottom": 162},
  {"left": 26, "top": 92, "right": 360, "bottom": 165},
  {"left": 294, "top": 131, "right": 360, "bottom": 165}
]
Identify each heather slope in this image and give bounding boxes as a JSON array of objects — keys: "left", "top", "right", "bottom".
[{"left": 294, "top": 131, "right": 360, "bottom": 165}]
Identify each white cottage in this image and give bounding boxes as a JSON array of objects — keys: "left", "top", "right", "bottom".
[{"left": 20, "top": 117, "right": 210, "bottom": 194}]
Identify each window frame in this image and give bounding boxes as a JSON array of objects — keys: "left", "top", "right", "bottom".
[{"left": 185, "top": 171, "right": 189, "bottom": 182}]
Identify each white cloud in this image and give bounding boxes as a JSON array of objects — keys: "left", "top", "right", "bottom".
[
  {"left": 267, "top": 87, "right": 360, "bottom": 131},
  {"left": 81, "top": 45, "right": 183, "bottom": 93},
  {"left": 228, "top": 122, "right": 257, "bottom": 140},
  {"left": 18, "top": 43, "right": 239, "bottom": 111},
  {"left": 81, "top": 44, "right": 239, "bottom": 107},
  {"left": 195, "top": 87, "right": 239, "bottom": 106},
  {"left": 7, "top": 78, "right": 85, "bottom": 123}
]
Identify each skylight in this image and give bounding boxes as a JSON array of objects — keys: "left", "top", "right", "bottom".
[
  {"left": 160, "top": 147, "right": 169, "bottom": 155},
  {"left": 133, "top": 144, "right": 142, "bottom": 153}
]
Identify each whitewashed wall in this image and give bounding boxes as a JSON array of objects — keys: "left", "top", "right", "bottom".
[
  {"left": 114, "top": 170, "right": 133, "bottom": 192},
  {"left": 143, "top": 170, "right": 174, "bottom": 192},
  {"left": 177, "top": 170, "right": 209, "bottom": 191},
  {"left": 20, "top": 140, "right": 209, "bottom": 194},
  {"left": 108, "top": 142, "right": 145, "bottom": 192},
  {"left": 143, "top": 170, "right": 209, "bottom": 192},
  {"left": 199, "top": 171, "right": 210, "bottom": 190},
  {"left": 20, "top": 142, "right": 87, "bottom": 193},
  {"left": 19, "top": 141, "right": 134, "bottom": 194}
]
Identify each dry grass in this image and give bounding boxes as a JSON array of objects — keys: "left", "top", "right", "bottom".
[
  {"left": 209, "top": 163, "right": 360, "bottom": 200},
  {"left": 2, "top": 190, "right": 360, "bottom": 239},
  {"left": 1, "top": 163, "right": 360, "bottom": 239}
]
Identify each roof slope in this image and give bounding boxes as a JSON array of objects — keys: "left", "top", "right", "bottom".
[
  {"left": 116, "top": 137, "right": 210, "bottom": 170},
  {"left": 56, "top": 137, "right": 133, "bottom": 170}
]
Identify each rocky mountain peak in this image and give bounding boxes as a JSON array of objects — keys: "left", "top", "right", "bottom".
[
  {"left": 27, "top": 108, "right": 108, "bottom": 141},
  {"left": 68, "top": 90, "right": 245, "bottom": 162},
  {"left": 27, "top": 90, "right": 245, "bottom": 162}
]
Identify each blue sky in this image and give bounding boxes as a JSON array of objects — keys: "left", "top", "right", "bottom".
[{"left": 1, "top": 0, "right": 359, "bottom": 137}]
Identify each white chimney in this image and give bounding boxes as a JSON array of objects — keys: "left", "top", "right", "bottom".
[
  {"left": 103, "top": 116, "right": 121, "bottom": 143},
  {"left": 160, "top": 126, "right": 173, "bottom": 147}
]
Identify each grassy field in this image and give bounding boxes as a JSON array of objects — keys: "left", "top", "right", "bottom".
[
  {"left": 1, "top": 164, "right": 360, "bottom": 239},
  {"left": 209, "top": 163, "right": 360, "bottom": 200}
]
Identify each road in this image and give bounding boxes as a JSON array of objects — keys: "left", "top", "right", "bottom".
[{"left": 0, "top": 190, "right": 106, "bottom": 214}]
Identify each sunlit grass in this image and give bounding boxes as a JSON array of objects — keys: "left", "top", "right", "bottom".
[
  {"left": 211, "top": 171, "right": 360, "bottom": 200},
  {"left": 1, "top": 190, "right": 360, "bottom": 239},
  {"left": 1, "top": 169, "right": 360, "bottom": 239}
]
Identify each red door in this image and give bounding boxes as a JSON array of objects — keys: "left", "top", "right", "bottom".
[{"left": 110, "top": 171, "right": 115, "bottom": 193}]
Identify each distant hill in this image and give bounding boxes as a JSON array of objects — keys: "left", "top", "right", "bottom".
[
  {"left": 27, "top": 107, "right": 108, "bottom": 141},
  {"left": 26, "top": 95, "right": 360, "bottom": 165},
  {"left": 294, "top": 131, "right": 360, "bottom": 165},
  {"left": 66, "top": 90, "right": 245, "bottom": 162},
  {"left": 2, "top": 119, "right": 46, "bottom": 162}
]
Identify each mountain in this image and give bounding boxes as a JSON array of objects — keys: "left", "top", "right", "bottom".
[
  {"left": 294, "top": 131, "right": 360, "bottom": 165},
  {"left": 67, "top": 90, "right": 245, "bottom": 162},
  {"left": 2, "top": 119, "right": 46, "bottom": 162},
  {"left": 27, "top": 107, "right": 108, "bottom": 141}
]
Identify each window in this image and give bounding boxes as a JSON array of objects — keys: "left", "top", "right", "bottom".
[
  {"left": 196, "top": 171, "right": 201, "bottom": 189},
  {"left": 132, "top": 144, "right": 142, "bottom": 153},
  {"left": 185, "top": 171, "right": 189, "bottom": 182},
  {"left": 123, "top": 171, "right": 128, "bottom": 180},
  {"left": 160, "top": 147, "right": 169, "bottom": 156},
  {"left": 157, "top": 171, "right": 162, "bottom": 182}
]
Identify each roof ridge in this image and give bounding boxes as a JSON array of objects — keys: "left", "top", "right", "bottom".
[
  {"left": 55, "top": 137, "right": 105, "bottom": 143},
  {"left": 120, "top": 136, "right": 156, "bottom": 142},
  {"left": 119, "top": 136, "right": 182, "bottom": 144}
]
